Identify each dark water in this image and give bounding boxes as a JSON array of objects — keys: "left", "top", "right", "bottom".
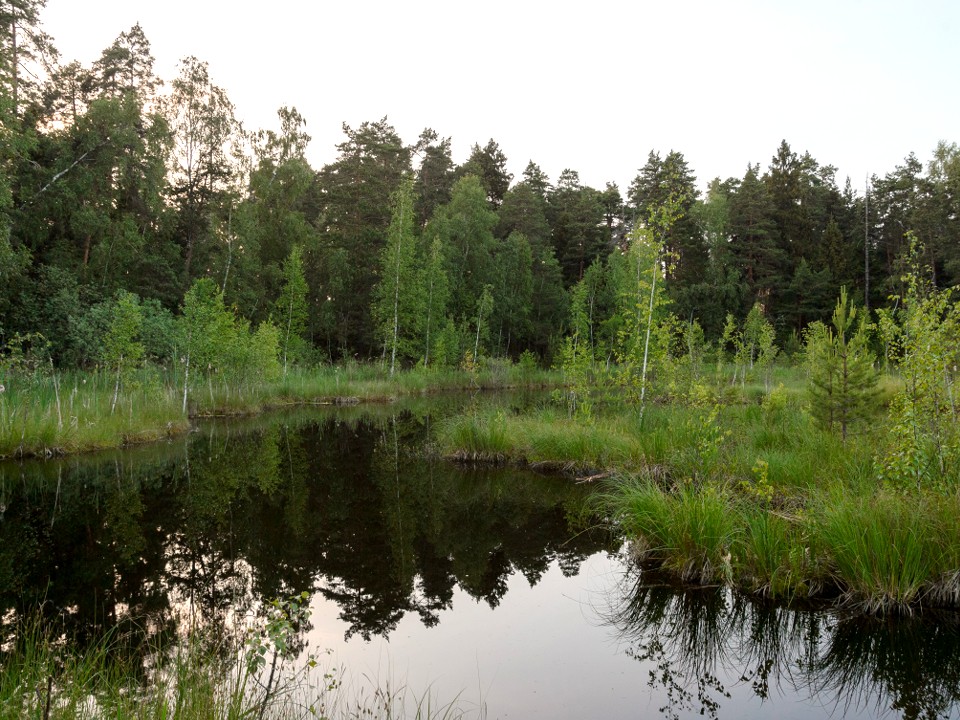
[{"left": 1, "top": 394, "right": 959, "bottom": 719}]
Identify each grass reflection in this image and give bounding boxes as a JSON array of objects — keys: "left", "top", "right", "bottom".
[{"left": 609, "top": 563, "right": 960, "bottom": 719}]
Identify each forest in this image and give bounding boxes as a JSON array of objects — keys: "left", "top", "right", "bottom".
[{"left": 2, "top": 7, "right": 958, "bottom": 377}]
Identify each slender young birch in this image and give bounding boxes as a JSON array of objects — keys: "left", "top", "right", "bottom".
[{"left": 373, "top": 177, "right": 421, "bottom": 375}]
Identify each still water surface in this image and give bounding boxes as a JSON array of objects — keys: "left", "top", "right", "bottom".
[{"left": 1, "top": 394, "right": 958, "bottom": 719}]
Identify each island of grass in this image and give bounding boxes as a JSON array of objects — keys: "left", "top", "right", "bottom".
[{"left": 436, "top": 356, "right": 960, "bottom": 615}]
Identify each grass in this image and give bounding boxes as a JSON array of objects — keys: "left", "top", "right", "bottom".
[
  {"left": 610, "top": 476, "right": 737, "bottom": 584},
  {"left": 434, "top": 364, "right": 960, "bottom": 614},
  {"left": 0, "top": 371, "right": 189, "bottom": 458},
  {"left": 436, "top": 407, "right": 646, "bottom": 472},
  {"left": 600, "top": 473, "right": 960, "bottom": 613},
  {"left": 0, "top": 361, "right": 561, "bottom": 459},
  {"left": 813, "top": 490, "right": 960, "bottom": 613},
  {"left": 736, "top": 511, "right": 810, "bottom": 599}
]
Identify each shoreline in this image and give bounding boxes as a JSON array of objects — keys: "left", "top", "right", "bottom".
[{"left": 0, "top": 364, "right": 560, "bottom": 460}]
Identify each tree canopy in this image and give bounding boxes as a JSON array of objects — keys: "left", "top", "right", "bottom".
[{"left": 1, "top": 16, "right": 958, "bottom": 374}]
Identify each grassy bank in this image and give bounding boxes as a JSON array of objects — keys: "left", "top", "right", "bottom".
[
  {"left": 434, "top": 373, "right": 960, "bottom": 614},
  {"left": 0, "top": 361, "right": 558, "bottom": 459}
]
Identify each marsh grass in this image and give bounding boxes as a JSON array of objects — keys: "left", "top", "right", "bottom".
[
  {"left": 0, "top": 363, "right": 562, "bottom": 459},
  {"left": 812, "top": 490, "right": 960, "bottom": 613},
  {"left": 436, "top": 408, "right": 648, "bottom": 473},
  {"left": 434, "top": 366, "right": 960, "bottom": 613},
  {"left": 609, "top": 476, "right": 738, "bottom": 584},
  {"left": 604, "top": 475, "right": 960, "bottom": 612},
  {"left": 437, "top": 411, "right": 512, "bottom": 462},
  {"left": 734, "top": 511, "right": 814, "bottom": 600},
  {"left": 0, "top": 370, "right": 188, "bottom": 458}
]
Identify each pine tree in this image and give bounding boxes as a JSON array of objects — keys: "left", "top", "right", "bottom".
[
  {"left": 805, "top": 287, "right": 879, "bottom": 440},
  {"left": 313, "top": 117, "right": 412, "bottom": 355}
]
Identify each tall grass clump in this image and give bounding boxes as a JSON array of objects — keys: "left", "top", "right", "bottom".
[
  {"left": 734, "top": 511, "right": 814, "bottom": 600},
  {"left": 814, "top": 490, "right": 953, "bottom": 613},
  {"left": 436, "top": 411, "right": 512, "bottom": 462},
  {"left": 520, "top": 415, "right": 640, "bottom": 471},
  {"left": 608, "top": 476, "right": 738, "bottom": 583}
]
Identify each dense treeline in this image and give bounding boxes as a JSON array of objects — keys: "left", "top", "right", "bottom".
[{"left": 2, "top": 6, "right": 959, "bottom": 373}]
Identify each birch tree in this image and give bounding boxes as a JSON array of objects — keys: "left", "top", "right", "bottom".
[
  {"left": 274, "top": 245, "right": 309, "bottom": 375},
  {"left": 372, "top": 177, "right": 421, "bottom": 374}
]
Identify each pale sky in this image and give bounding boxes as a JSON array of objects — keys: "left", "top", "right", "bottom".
[{"left": 42, "top": 0, "right": 959, "bottom": 196}]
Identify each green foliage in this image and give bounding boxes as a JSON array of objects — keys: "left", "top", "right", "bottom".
[
  {"left": 99, "top": 290, "right": 145, "bottom": 375},
  {"left": 0, "top": 331, "right": 50, "bottom": 377},
  {"left": 181, "top": 278, "right": 237, "bottom": 371},
  {"left": 274, "top": 245, "right": 310, "bottom": 372},
  {"left": 556, "top": 263, "right": 611, "bottom": 419},
  {"left": 879, "top": 235, "right": 960, "bottom": 488},
  {"left": 658, "top": 316, "right": 711, "bottom": 400},
  {"left": 517, "top": 349, "right": 539, "bottom": 373},
  {"left": 628, "top": 150, "right": 706, "bottom": 324},
  {"left": 312, "top": 117, "right": 412, "bottom": 355},
  {"left": 555, "top": 332, "right": 596, "bottom": 420},
  {"left": 804, "top": 288, "right": 880, "bottom": 439},
  {"left": 471, "top": 284, "right": 494, "bottom": 361},
  {"left": 164, "top": 56, "right": 240, "bottom": 285},
  {"left": 439, "top": 174, "right": 498, "bottom": 322},
  {"left": 180, "top": 278, "right": 281, "bottom": 406},
  {"left": 490, "top": 231, "right": 534, "bottom": 356},
  {"left": 609, "top": 224, "right": 671, "bottom": 406},
  {"left": 99, "top": 290, "right": 146, "bottom": 413},
  {"left": 424, "top": 317, "right": 460, "bottom": 370},
  {"left": 372, "top": 177, "right": 422, "bottom": 374},
  {"left": 419, "top": 232, "right": 450, "bottom": 368},
  {"left": 249, "top": 319, "right": 282, "bottom": 383},
  {"left": 547, "top": 169, "right": 610, "bottom": 285},
  {"left": 721, "top": 304, "right": 778, "bottom": 387}
]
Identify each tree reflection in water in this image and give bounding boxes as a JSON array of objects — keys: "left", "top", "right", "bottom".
[
  {"left": 6, "top": 397, "right": 958, "bottom": 720},
  {"left": 609, "top": 564, "right": 960, "bottom": 720},
  {"left": 0, "top": 397, "right": 611, "bottom": 657}
]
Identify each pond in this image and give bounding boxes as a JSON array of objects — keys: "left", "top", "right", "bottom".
[{"left": 1, "top": 393, "right": 959, "bottom": 719}]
